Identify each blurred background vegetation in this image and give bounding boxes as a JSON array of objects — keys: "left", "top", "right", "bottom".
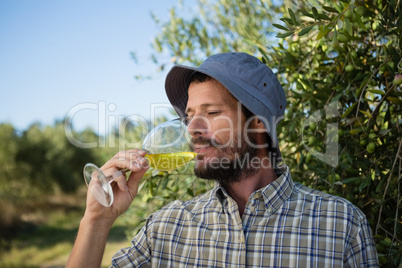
[{"left": 0, "top": 0, "right": 401, "bottom": 267}]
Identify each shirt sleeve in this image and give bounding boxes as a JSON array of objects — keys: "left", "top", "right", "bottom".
[
  {"left": 344, "top": 216, "right": 379, "bottom": 267},
  {"left": 109, "top": 215, "right": 154, "bottom": 268}
]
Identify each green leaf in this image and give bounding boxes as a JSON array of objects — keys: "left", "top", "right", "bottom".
[
  {"left": 149, "top": 180, "right": 154, "bottom": 197},
  {"left": 299, "top": 25, "right": 314, "bottom": 36},
  {"left": 187, "top": 188, "right": 194, "bottom": 197},
  {"left": 280, "top": 17, "right": 294, "bottom": 25},
  {"left": 376, "top": 177, "right": 387, "bottom": 193},
  {"left": 357, "top": 77, "right": 370, "bottom": 95},
  {"left": 316, "top": 26, "right": 332, "bottom": 40},
  {"left": 272, "top": 23, "right": 289, "bottom": 31},
  {"left": 368, "top": 89, "right": 385, "bottom": 95},
  {"left": 276, "top": 31, "right": 294, "bottom": 38},
  {"left": 298, "top": 78, "right": 313, "bottom": 91},
  {"left": 323, "top": 6, "right": 339, "bottom": 13},
  {"left": 342, "top": 177, "right": 362, "bottom": 184},
  {"left": 312, "top": 7, "right": 318, "bottom": 20},
  {"left": 288, "top": 8, "right": 300, "bottom": 26},
  {"left": 331, "top": 29, "right": 338, "bottom": 46},
  {"left": 161, "top": 177, "right": 169, "bottom": 190},
  {"left": 379, "top": 129, "right": 391, "bottom": 136},
  {"left": 303, "top": 12, "right": 315, "bottom": 20},
  {"left": 345, "top": 18, "right": 353, "bottom": 35},
  {"left": 387, "top": 97, "right": 402, "bottom": 103},
  {"left": 332, "top": 92, "right": 343, "bottom": 102},
  {"left": 355, "top": 14, "right": 368, "bottom": 31},
  {"left": 317, "top": 13, "right": 331, "bottom": 21},
  {"left": 359, "top": 177, "right": 371, "bottom": 191},
  {"left": 341, "top": 102, "right": 357, "bottom": 118},
  {"left": 359, "top": 109, "right": 373, "bottom": 118},
  {"left": 350, "top": 128, "right": 363, "bottom": 134}
]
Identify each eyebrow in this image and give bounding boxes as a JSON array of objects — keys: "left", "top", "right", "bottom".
[{"left": 185, "top": 103, "right": 223, "bottom": 114}]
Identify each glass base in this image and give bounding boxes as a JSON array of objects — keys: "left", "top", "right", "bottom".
[{"left": 83, "top": 163, "right": 113, "bottom": 207}]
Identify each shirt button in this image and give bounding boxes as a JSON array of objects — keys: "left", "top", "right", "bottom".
[
  {"left": 267, "top": 208, "right": 272, "bottom": 214},
  {"left": 250, "top": 206, "right": 256, "bottom": 213},
  {"left": 237, "top": 236, "right": 244, "bottom": 243},
  {"left": 254, "top": 192, "right": 262, "bottom": 199}
]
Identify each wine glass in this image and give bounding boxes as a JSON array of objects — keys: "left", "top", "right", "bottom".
[{"left": 83, "top": 118, "right": 197, "bottom": 207}]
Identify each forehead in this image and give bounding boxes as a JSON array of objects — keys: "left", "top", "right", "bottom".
[{"left": 185, "top": 79, "right": 238, "bottom": 113}]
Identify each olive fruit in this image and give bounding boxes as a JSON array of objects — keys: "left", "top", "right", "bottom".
[
  {"left": 345, "top": 64, "right": 354, "bottom": 72},
  {"left": 394, "top": 74, "right": 402, "bottom": 85},
  {"left": 366, "top": 142, "right": 376, "bottom": 153},
  {"left": 369, "top": 132, "right": 377, "bottom": 140},
  {"left": 308, "top": 136, "right": 316, "bottom": 146}
]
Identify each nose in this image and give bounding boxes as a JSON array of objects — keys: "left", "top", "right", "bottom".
[{"left": 187, "top": 115, "right": 210, "bottom": 138}]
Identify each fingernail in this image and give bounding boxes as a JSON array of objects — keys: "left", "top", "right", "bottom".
[
  {"left": 132, "top": 161, "right": 140, "bottom": 168},
  {"left": 141, "top": 158, "right": 149, "bottom": 167},
  {"left": 144, "top": 161, "right": 149, "bottom": 168}
]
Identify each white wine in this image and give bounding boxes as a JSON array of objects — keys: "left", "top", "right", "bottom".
[{"left": 146, "top": 152, "right": 197, "bottom": 171}]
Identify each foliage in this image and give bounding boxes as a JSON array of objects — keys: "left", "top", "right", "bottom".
[
  {"left": 273, "top": 1, "right": 401, "bottom": 266},
  {"left": 0, "top": 114, "right": 205, "bottom": 240},
  {"left": 0, "top": 121, "right": 101, "bottom": 235},
  {"left": 143, "top": 0, "right": 401, "bottom": 266},
  {"left": 150, "top": 0, "right": 291, "bottom": 66}
]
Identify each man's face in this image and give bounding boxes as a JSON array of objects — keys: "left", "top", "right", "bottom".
[{"left": 185, "top": 79, "right": 258, "bottom": 185}]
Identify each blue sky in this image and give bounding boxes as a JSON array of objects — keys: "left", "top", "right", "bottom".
[{"left": 0, "top": 0, "right": 190, "bottom": 134}]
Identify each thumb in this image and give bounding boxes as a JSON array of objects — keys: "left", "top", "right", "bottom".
[{"left": 126, "top": 162, "right": 149, "bottom": 196}]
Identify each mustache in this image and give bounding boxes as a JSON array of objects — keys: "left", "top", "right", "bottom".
[{"left": 190, "top": 136, "right": 221, "bottom": 149}]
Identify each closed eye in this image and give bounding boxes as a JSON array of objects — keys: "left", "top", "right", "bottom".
[{"left": 183, "top": 115, "right": 193, "bottom": 125}]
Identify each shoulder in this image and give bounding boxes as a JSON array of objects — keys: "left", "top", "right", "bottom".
[{"left": 291, "top": 182, "right": 367, "bottom": 223}]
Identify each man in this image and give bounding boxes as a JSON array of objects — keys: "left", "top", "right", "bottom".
[{"left": 67, "top": 52, "right": 378, "bottom": 267}]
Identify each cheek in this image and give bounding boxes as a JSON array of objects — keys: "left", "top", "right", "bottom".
[{"left": 211, "top": 120, "right": 242, "bottom": 147}]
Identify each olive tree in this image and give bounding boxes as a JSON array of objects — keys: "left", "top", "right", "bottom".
[{"left": 129, "top": 0, "right": 401, "bottom": 265}]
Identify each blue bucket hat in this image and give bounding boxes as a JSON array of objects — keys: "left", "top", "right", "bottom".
[{"left": 165, "top": 52, "right": 286, "bottom": 158}]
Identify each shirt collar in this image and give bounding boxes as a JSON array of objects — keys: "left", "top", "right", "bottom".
[
  {"left": 259, "top": 165, "right": 293, "bottom": 214},
  {"left": 214, "top": 165, "right": 293, "bottom": 214}
]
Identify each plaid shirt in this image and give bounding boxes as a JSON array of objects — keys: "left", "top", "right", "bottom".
[{"left": 110, "top": 166, "right": 378, "bottom": 267}]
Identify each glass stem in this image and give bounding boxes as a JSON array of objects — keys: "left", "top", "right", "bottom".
[{"left": 108, "top": 169, "right": 130, "bottom": 184}]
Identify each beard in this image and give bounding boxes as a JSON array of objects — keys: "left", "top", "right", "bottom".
[{"left": 191, "top": 134, "right": 259, "bottom": 187}]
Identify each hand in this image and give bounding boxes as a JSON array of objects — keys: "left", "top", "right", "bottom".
[{"left": 83, "top": 149, "right": 149, "bottom": 227}]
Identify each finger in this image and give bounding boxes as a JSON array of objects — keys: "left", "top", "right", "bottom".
[
  {"left": 126, "top": 160, "right": 149, "bottom": 195},
  {"left": 102, "top": 149, "right": 146, "bottom": 172},
  {"left": 111, "top": 157, "right": 148, "bottom": 194},
  {"left": 130, "top": 149, "right": 147, "bottom": 157},
  {"left": 112, "top": 170, "right": 129, "bottom": 192},
  {"left": 112, "top": 170, "right": 124, "bottom": 180},
  {"left": 123, "top": 149, "right": 147, "bottom": 161}
]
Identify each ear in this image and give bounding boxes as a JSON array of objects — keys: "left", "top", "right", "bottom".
[
  {"left": 248, "top": 116, "right": 266, "bottom": 133},
  {"left": 246, "top": 116, "right": 269, "bottom": 152}
]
